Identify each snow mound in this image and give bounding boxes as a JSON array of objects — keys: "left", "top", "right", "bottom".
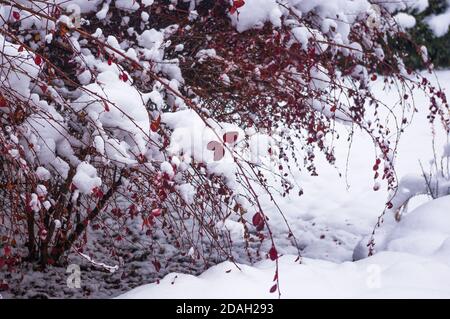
[
  {"left": 119, "top": 196, "right": 450, "bottom": 298},
  {"left": 379, "top": 195, "right": 450, "bottom": 256},
  {"left": 354, "top": 195, "right": 450, "bottom": 260},
  {"left": 119, "top": 253, "right": 450, "bottom": 299}
]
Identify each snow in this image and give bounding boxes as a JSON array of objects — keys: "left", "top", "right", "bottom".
[
  {"left": 176, "top": 183, "right": 196, "bottom": 205},
  {"left": 74, "top": 69, "right": 151, "bottom": 160},
  {"left": 72, "top": 162, "right": 102, "bottom": 194},
  {"left": 120, "top": 252, "right": 450, "bottom": 299},
  {"left": 394, "top": 13, "right": 417, "bottom": 29},
  {"left": 377, "top": 0, "right": 429, "bottom": 13},
  {"left": 357, "top": 195, "right": 450, "bottom": 258},
  {"left": 160, "top": 161, "right": 174, "bottom": 177},
  {"left": 410, "top": 0, "right": 430, "bottom": 13},
  {"left": 120, "top": 194, "right": 450, "bottom": 298},
  {"left": 35, "top": 167, "right": 51, "bottom": 181},
  {"left": 115, "top": 0, "right": 140, "bottom": 11},
  {"left": 29, "top": 193, "right": 41, "bottom": 213},
  {"left": 52, "top": 157, "right": 70, "bottom": 179},
  {"left": 426, "top": 1, "right": 450, "bottom": 37},
  {"left": 36, "top": 184, "right": 47, "bottom": 197},
  {"left": 141, "top": 12, "right": 150, "bottom": 22},
  {"left": 138, "top": 29, "right": 164, "bottom": 51},
  {"left": 54, "top": 219, "right": 62, "bottom": 229},
  {"left": 119, "top": 70, "right": 450, "bottom": 298},
  {"left": 142, "top": 0, "right": 154, "bottom": 7},
  {"left": 229, "top": 0, "right": 282, "bottom": 32},
  {"left": 195, "top": 49, "right": 217, "bottom": 63},
  {"left": 2, "top": 0, "right": 450, "bottom": 299}
]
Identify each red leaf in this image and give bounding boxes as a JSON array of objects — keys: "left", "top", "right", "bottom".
[
  {"left": 121, "top": 73, "right": 128, "bottom": 82},
  {"left": 268, "top": 246, "right": 278, "bottom": 261},
  {"left": 230, "top": 0, "right": 245, "bottom": 14},
  {"left": 107, "top": 57, "right": 113, "bottom": 65},
  {"left": 371, "top": 74, "right": 377, "bottom": 81},
  {"left": 103, "top": 101, "right": 110, "bottom": 112},
  {"left": 0, "top": 96, "right": 6, "bottom": 108},
  {"left": 234, "top": 0, "right": 246, "bottom": 9},
  {"left": 150, "top": 115, "right": 161, "bottom": 132},
  {"left": 223, "top": 131, "right": 239, "bottom": 144},
  {"left": 92, "top": 187, "right": 104, "bottom": 198},
  {"left": 269, "top": 284, "right": 277, "bottom": 293},
  {"left": 252, "top": 212, "right": 263, "bottom": 226},
  {"left": 34, "top": 55, "right": 42, "bottom": 66},
  {"left": 256, "top": 222, "right": 264, "bottom": 231},
  {"left": 12, "top": 11, "right": 20, "bottom": 20},
  {"left": 152, "top": 260, "right": 161, "bottom": 272}
]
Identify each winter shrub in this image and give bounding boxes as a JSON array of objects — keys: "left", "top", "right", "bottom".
[{"left": 0, "top": 0, "right": 448, "bottom": 294}]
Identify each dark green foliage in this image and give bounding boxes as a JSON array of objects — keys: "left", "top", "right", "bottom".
[{"left": 401, "top": 0, "right": 450, "bottom": 69}]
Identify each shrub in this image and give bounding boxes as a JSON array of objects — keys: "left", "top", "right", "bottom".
[{"left": 0, "top": 0, "right": 447, "bottom": 294}]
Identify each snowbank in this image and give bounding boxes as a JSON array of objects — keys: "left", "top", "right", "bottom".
[
  {"left": 120, "top": 195, "right": 450, "bottom": 299},
  {"left": 354, "top": 195, "right": 450, "bottom": 260}
]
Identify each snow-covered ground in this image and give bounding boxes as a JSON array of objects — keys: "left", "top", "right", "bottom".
[
  {"left": 120, "top": 195, "right": 450, "bottom": 298},
  {"left": 119, "top": 70, "right": 450, "bottom": 298}
]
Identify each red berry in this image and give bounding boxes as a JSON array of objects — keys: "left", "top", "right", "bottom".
[{"left": 34, "top": 55, "right": 42, "bottom": 66}]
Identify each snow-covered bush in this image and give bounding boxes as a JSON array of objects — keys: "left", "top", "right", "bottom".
[
  {"left": 0, "top": 0, "right": 447, "bottom": 293},
  {"left": 394, "top": 0, "right": 450, "bottom": 68}
]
